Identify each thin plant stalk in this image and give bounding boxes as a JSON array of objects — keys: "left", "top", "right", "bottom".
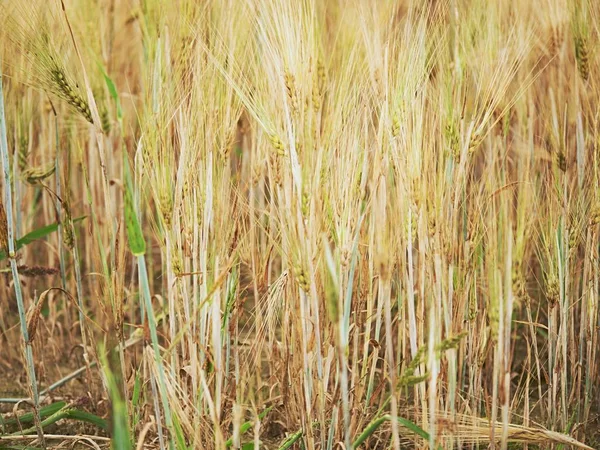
[
  {"left": 54, "top": 125, "right": 67, "bottom": 291},
  {"left": 0, "top": 69, "right": 45, "bottom": 448}
]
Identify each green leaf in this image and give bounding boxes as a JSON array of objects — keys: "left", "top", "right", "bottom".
[
  {"left": 110, "top": 400, "right": 131, "bottom": 450},
  {"left": 131, "top": 370, "right": 142, "bottom": 408},
  {"left": 64, "top": 409, "right": 108, "bottom": 431},
  {"left": 277, "top": 429, "right": 303, "bottom": 450},
  {"left": 221, "top": 266, "right": 238, "bottom": 334},
  {"left": 99, "top": 65, "right": 123, "bottom": 123},
  {"left": 0, "top": 216, "right": 86, "bottom": 261},
  {"left": 352, "top": 415, "right": 434, "bottom": 449},
  {"left": 123, "top": 154, "right": 146, "bottom": 256},
  {"left": 171, "top": 413, "right": 188, "bottom": 450},
  {"left": 98, "top": 344, "right": 132, "bottom": 450},
  {"left": 8, "top": 407, "right": 107, "bottom": 436},
  {"left": 241, "top": 442, "right": 261, "bottom": 450},
  {"left": 1, "top": 401, "right": 66, "bottom": 426},
  {"left": 225, "top": 406, "right": 273, "bottom": 448}
]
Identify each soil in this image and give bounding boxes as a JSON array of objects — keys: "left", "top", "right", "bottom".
[{"left": 0, "top": 359, "right": 110, "bottom": 449}]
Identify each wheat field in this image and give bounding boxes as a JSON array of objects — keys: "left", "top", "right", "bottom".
[{"left": 0, "top": 0, "right": 599, "bottom": 448}]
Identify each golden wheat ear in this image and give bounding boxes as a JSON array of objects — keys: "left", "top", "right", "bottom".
[
  {"left": 2, "top": 1, "right": 94, "bottom": 125},
  {"left": 47, "top": 64, "right": 93, "bottom": 124}
]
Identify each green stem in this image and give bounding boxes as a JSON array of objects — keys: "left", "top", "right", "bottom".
[
  {"left": 138, "top": 255, "right": 184, "bottom": 450},
  {"left": 54, "top": 123, "right": 67, "bottom": 291},
  {"left": 0, "top": 67, "right": 45, "bottom": 449}
]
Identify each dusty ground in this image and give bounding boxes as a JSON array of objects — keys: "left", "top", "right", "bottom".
[{"left": 0, "top": 358, "right": 110, "bottom": 449}]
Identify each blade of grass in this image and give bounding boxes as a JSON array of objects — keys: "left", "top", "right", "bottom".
[
  {"left": 224, "top": 406, "right": 273, "bottom": 447},
  {"left": 0, "top": 216, "right": 86, "bottom": 261},
  {"left": 352, "top": 415, "right": 433, "bottom": 449},
  {"left": 1, "top": 402, "right": 66, "bottom": 427}
]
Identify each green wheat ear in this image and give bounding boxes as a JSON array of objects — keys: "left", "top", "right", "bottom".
[{"left": 123, "top": 153, "right": 146, "bottom": 256}]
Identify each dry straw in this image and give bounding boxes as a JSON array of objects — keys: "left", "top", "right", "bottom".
[{"left": 0, "top": 0, "right": 599, "bottom": 449}]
